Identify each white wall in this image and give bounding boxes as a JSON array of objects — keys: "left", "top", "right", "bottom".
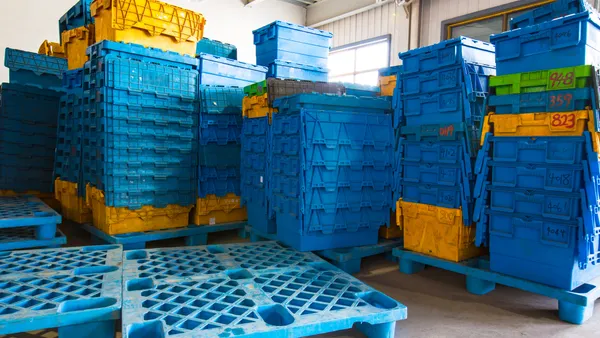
[
  {"left": 315, "top": 2, "right": 411, "bottom": 66},
  {"left": 0, "top": 0, "right": 306, "bottom": 83}
]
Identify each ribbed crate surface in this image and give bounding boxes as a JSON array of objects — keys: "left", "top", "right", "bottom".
[
  {"left": 0, "top": 245, "right": 122, "bottom": 335},
  {"left": 122, "top": 241, "right": 406, "bottom": 338}
]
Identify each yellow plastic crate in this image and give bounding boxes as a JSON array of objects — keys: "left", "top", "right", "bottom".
[
  {"left": 54, "top": 179, "right": 92, "bottom": 224},
  {"left": 38, "top": 41, "right": 66, "bottom": 58},
  {"left": 86, "top": 184, "right": 192, "bottom": 235},
  {"left": 192, "top": 194, "right": 247, "bottom": 225},
  {"left": 62, "top": 25, "right": 95, "bottom": 70},
  {"left": 242, "top": 94, "right": 277, "bottom": 121},
  {"left": 398, "top": 200, "right": 484, "bottom": 262},
  {"left": 91, "top": 0, "right": 205, "bottom": 56},
  {"left": 379, "top": 75, "right": 396, "bottom": 97}
]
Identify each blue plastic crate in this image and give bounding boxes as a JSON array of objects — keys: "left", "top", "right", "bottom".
[
  {"left": 0, "top": 245, "right": 122, "bottom": 337},
  {"left": 488, "top": 185, "right": 582, "bottom": 220},
  {"left": 402, "top": 161, "right": 468, "bottom": 187},
  {"left": 196, "top": 38, "right": 238, "bottom": 59},
  {"left": 254, "top": 21, "right": 332, "bottom": 68},
  {"left": 400, "top": 62, "right": 495, "bottom": 100},
  {"left": 247, "top": 198, "right": 276, "bottom": 234},
  {"left": 0, "top": 166, "right": 54, "bottom": 192},
  {"left": 267, "top": 60, "right": 328, "bottom": 82},
  {"left": 398, "top": 86, "right": 487, "bottom": 126},
  {"left": 510, "top": 0, "right": 591, "bottom": 30},
  {"left": 273, "top": 93, "right": 391, "bottom": 115},
  {"left": 488, "top": 88, "right": 592, "bottom": 114},
  {"left": 491, "top": 11, "right": 600, "bottom": 75},
  {"left": 199, "top": 144, "right": 241, "bottom": 167},
  {"left": 198, "top": 166, "right": 241, "bottom": 197},
  {"left": 401, "top": 181, "right": 466, "bottom": 208},
  {"left": 121, "top": 242, "right": 406, "bottom": 337},
  {"left": 199, "top": 115, "right": 242, "bottom": 145},
  {"left": 490, "top": 161, "right": 584, "bottom": 193},
  {"left": 59, "top": 0, "right": 94, "bottom": 34},
  {"left": 199, "top": 85, "right": 244, "bottom": 114},
  {"left": 4, "top": 48, "right": 67, "bottom": 91},
  {"left": 0, "top": 83, "right": 62, "bottom": 124},
  {"left": 486, "top": 209, "right": 600, "bottom": 290},
  {"left": 96, "top": 174, "right": 196, "bottom": 194},
  {"left": 339, "top": 83, "right": 380, "bottom": 97},
  {"left": 87, "top": 41, "right": 199, "bottom": 69},
  {"left": 399, "top": 37, "right": 496, "bottom": 75},
  {"left": 0, "top": 195, "right": 61, "bottom": 240},
  {"left": 62, "top": 68, "right": 84, "bottom": 91},
  {"left": 197, "top": 53, "right": 267, "bottom": 87},
  {"left": 488, "top": 136, "right": 586, "bottom": 165},
  {"left": 93, "top": 102, "right": 195, "bottom": 130}
]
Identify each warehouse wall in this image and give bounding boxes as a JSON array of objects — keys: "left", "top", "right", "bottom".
[
  {"left": 0, "top": 0, "right": 306, "bottom": 82},
  {"left": 314, "top": 2, "right": 411, "bottom": 66}
]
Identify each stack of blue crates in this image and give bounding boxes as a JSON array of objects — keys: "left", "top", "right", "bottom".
[
  {"left": 253, "top": 21, "right": 331, "bottom": 82},
  {"left": 198, "top": 86, "right": 244, "bottom": 199},
  {"left": 474, "top": 0, "right": 600, "bottom": 290},
  {"left": 195, "top": 42, "right": 267, "bottom": 225},
  {"left": 270, "top": 94, "right": 394, "bottom": 251},
  {"left": 82, "top": 41, "right": 198, "bottom": 209},
  {"left": 54, "top": 69, "right": 84, "bottom": 187},
  {"left": 1, "top": 48, "right": 67, "bottom": 194},
  {"left": 394, "top": 37, "right": 496, "bottom": 226}
]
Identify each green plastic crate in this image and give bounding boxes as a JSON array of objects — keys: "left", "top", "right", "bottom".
[
  {"left": 244, "top": 80, "right": 267, "bottom": 97},
  {"left": 490, "top": 65, "right": 593, "bottom": 95}
]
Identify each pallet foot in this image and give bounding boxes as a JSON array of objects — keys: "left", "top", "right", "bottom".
[
  {"left": 238, "top": 227, "right": 249, "bottom": 239},
  {"left": 123, "top": 242, "right": 146, "bottom": 250},
  {"left": 399, "top": 257, "right": 425, "bottom": 274},
  {"left": 58, "top": 319, "right": 116, "bottom": 338},
  {"left": 466, "top": 276, "right": 495, "bottom": 295},
  {"left": 250, "top": 233, "right": 264, "bottom": 243},
  {"left": 36, "top": 223, "right": 57, "bottom": 240},
  {"left": 355, "top": 320, "right": 396, "bottom": 338},
  {"left": 559, "top": 300, "right": 594, "bottom": 324},
  {"left": 185, "top": 233, "right": 208, "bottom": 246},
  {"left": 334, "top": 259, "right": 361, "bottom": 275}
]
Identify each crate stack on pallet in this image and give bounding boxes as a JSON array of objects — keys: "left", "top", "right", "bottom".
[
  {"left": 77, "top": 0, "right": 206, "bottom": 236},
  {"left": 241, "top": 21, "right": 339, "bottom": 238},
  {"left": 1, "top": 49, "right": 67, "bottom": 209},
  {"left": 393, "top": 37, "right": 496, "bottom": 262},
  {"left": 474, "top": 0, "right": 600, "bottom": 290},
  {"left": 193, "top": 41, "right": 267, "bottom": 227},
  {"left": 378, "top": 65, "right": 404, "bottom": 240},
  {"left": 53, "top": 0, "right": 97, "bottom": 224}
]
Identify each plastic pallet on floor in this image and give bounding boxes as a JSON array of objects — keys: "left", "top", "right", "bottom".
[
  {"left": 0, "top": 245, "right": 122, "bottom": 337},
  {"left": 392, "top": 248, "right": 600, "bottom": 324},
  {"left": 83, "top": 222, "right": 247, "bottom": 250},
  {"left": 0, "top": 195, "right": 62, "bottom": 240},
  {"left": 122, "top": 241, "right": 406, "bottom": 338},
  {"left": 315, "top": 239, "right": 404, "bottom": 274},
  {"left": 0, "top": 228, "right": 66, "bottom": 251}
]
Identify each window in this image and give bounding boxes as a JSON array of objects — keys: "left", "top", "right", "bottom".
[
  {"left": 329, "top": 36, "right": 390, "bottom": 87},
  {"left": 446, "top": 0, "right": 556, "bottom": 41}
]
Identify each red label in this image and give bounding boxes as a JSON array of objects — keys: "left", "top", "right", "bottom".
[
  {"left": 439, "top": 125, "right": 454, "bottom": 137},
  {"left": 549, "top": 93, "right": 573, "bottom": 108},
  {"left": 550, "top": 113, "right": 576, "bottom": 129},
  {"left": 548, "top": 71, "right": 575, "bottom": 89}
]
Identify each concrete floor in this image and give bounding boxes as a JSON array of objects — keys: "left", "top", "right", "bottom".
[{"left": 7, "top": 221, "right": 600, "bottom": 337}]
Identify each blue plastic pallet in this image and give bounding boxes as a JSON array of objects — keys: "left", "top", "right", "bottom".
[
  {"left": 315, "top": 238, "right": 404, "bottom": 274},
  {"left": 59, "top": 0, "right": 94, "bottom": 34},
  {"left": 122, "top": 241, "right": 406, "bottom": 338},
  {"left": 267, "top": 60, "right": 328, "bottom": 82},
  {"left": 196, "top": 38, "right": 238, "bottom": 59},
  {"left": 197, "top": 53, "right": 267, "bottom": 87},
  {"left": 4, "top": 48, "right": 67, "bottom": 91},
  {"left": 0, "top": 228, "right": 66, "bottom": 251},
  {"left": 0, "top": 195, "right": 61, "bottom": 240},
  {"left": 510, "top": 0, "right": 590, "bottom": 29},
  {"left": 0, "top": 245, "right": 122, "bottom": 337},
  {"left": 491, "top": 11, "right": 600, "bottom": 75},
  {"left": 83, "top": 222, "right": 247, "bottom": 250},
  {"left": 393, "top": 248, "right": 600, "bottom": 324},
  {"left": 254, "top": 21, "right": 332, "bottom": 68},
  {"left": 399, "top": 37, "right": 496, "bottom": 75},
  {"left": 488, "top": 88, "right": 592, "bottom": 114}
]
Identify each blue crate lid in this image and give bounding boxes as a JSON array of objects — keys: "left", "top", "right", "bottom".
[
  {"left": 342, "top": 83, "right": 381, "bottom": 97},
  {"left": 272, "top": 93, "right": 391, "bottom": 112},
  {"left": 87, "top": 40, "right": 199, "bottom": 68},
  {"left": 270, "top": 59, "right": 328, "bottom": 72},
  {"left": 198, "top": 53, "right": 268, "bottom": 73},
  {"left": 196, "top": 37, "right": 238, "bottom": 59},
  {"left": 4, "top": 48, "right": 67, "bottom": 78},
  {"left": 253, "top": 20, "right": 333, "bottom": 41},
  {"left": 509, "top": 0, "right": 591, "bottom": 30},
  {"left": 379, "top": 65, "right": 403, "bottom": 77}
]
